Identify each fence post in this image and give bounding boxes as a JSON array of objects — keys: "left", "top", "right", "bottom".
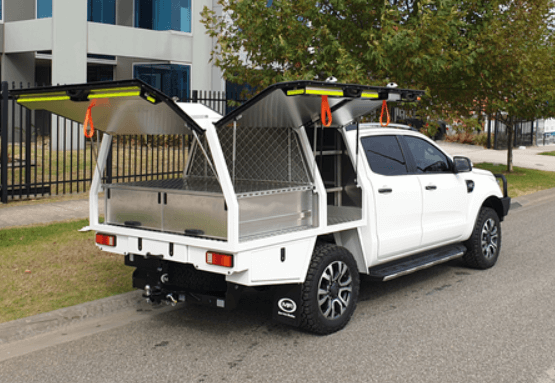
[
  {"left": 486, "top": 116, "right": 491, "bottom": 149},
  {"left": 106, "top": 140, "right": 113, "bottom": 184},
  {"left": 192, "top": 90, "right": 198, "bottom": 103},
  {"left": 494, "top": 114, "right": 499, "bottom": 150},
  {"left": 1, "top": 82, "right": 8, "bottom": 203},
  {"left": 25, "top": 107, "right": 32, "bottom": 191}
]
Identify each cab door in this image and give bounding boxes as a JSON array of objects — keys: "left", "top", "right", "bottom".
[
  {"left": 361, "top": 135, "right": 423, "bottom": 259},
  {"left": 401, "top": 136, "right": 468, "bottom": 246}
]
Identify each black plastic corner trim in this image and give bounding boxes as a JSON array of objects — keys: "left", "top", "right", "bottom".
[
  {"left": 501, "top": 197, "right": 511, "bottom": 217},
  {"left": 10, "top": 79, "right": 205, "bottom": 135},
  {"left": 214, "top": 80, "right": 425, "bottom": 128},
  {"left": 494, "top": 174, "right": 508, "bottom": 198}
]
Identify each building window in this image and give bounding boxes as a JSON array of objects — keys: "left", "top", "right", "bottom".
[
  {"left": 134, "top": 63, "right": 191, "bottom": 101},
  {"left": 135, "top": 0, "right": 191, "bottom": 33},
  {"left": 37, "top": 0, "right": 115, "bottom": 23},
  {"left": 37, "top": 0, "right": 52, "bottom": 18},
  {"left": 88, "top": 64, "right": 114, "bottom": 83},
  {"left": 88, "top": 0, "right": 116, "bottom": 24},
  {"left": 0, "top": 1, "right": 3, "bottom": 21}
]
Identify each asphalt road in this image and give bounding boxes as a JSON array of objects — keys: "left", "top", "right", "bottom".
[{"left": 1, "top": 196, "right": 555, "bottom": 383}]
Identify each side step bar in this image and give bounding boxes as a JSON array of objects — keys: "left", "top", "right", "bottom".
[{"left": 368, "top": 244, "right": 466, "bottom": 281}]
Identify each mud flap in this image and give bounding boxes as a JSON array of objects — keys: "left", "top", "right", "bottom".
[{"left": 272, "top": 284, "right": 303, "bottom": 327}]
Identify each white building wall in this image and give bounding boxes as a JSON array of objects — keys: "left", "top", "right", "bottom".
[
  {"left": 1, "top": 0, "right": 225, "bottom": 149},
  {"left": 2, "top": 0, "right": 223, "bottom": 93}
]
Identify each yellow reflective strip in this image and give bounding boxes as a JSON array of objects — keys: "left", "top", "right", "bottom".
[
  {"left": 287, "top": 89, "right": 305, "bottom": 96},
  {"left": 18, "top": 96, "right": 71, "bottom": 103},
  {"left": 305, "top": 88, "right": 344, "bottom": 97},
  {"left": 89, "top": 87, "right": 141, "bottom": 93},
  {"left": 146, "top": 95, "right": 156, "bottom": 103},
  {"left": 88, "top": 91, "right": 141, "bottom": 99},
  {"left": 20, "top": 92, "right": 67, "bottom": 98},
  {"left": 361, "top": 92, "right": 379, "bottom": 99}
]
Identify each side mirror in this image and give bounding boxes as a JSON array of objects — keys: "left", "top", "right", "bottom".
[{"left": 453, "top": 156, "right": 472, "bottom": 173}]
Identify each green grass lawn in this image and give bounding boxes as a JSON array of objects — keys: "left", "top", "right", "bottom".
[
  {"left": 0, "top": 219, "right": 133, "bottom": 323},
  {"left": 538, "top": 151, "right": 555, "bottom": 156},
  {"left": 474, "top": 163, "right": 555, "bottom": 198}
]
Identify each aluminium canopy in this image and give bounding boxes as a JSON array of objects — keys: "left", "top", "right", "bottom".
[
  {"left": 11, "top": 79, "right": 203, "bottom": 135},
  {"left": 12, "top": 80, "right": 425, "bottom": 135},
  {"left": 215, "top": 81, "right": 425, "bottom": 129}
]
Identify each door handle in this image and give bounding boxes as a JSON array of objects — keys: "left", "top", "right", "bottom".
[
  {"left": 378, "top": 188, "right": 393, "bottom": 194},
  {"left": 425, "top": 185, "right": 437, "bottom": 190}
]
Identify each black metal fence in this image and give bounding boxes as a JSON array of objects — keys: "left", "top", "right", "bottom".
[
  {"left": 0, "top": 82, "right": 246, "bottom": 204},
  {"left": 485, "top": 117, "right": 535, "bottom": 149}
]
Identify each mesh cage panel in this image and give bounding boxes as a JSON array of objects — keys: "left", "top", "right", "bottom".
[
  {"left": 187, "top": 135, "right": 217, "bottom": 179},
  {"left": 185, "top": 135, "right": 222, "bottom": 193},
  {"left": 217, "top": 126, "right": 312, "bottom": 192}
]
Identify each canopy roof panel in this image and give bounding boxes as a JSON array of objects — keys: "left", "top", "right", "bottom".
[
  {"left": 11, "top": 79, "right": 203, "bottom": 135},
  {"left": 215, "top": 81, "right": 425, "bottom": 129}
]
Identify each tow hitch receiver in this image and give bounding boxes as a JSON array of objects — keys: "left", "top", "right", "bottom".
[
  {"left": 126, "top": 254, "right": 243, "bottom": 310},
  {"left": 142, "top": 284, "right": 242, "bottom": 310}
]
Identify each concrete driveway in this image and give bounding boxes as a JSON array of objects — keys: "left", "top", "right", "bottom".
[{"left": 438, "top": 141, "right": 555, "bottom": 171}]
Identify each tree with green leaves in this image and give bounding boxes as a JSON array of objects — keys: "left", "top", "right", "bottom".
[{"left": 202, "top": 0, "right": 555, "bottom": 171}]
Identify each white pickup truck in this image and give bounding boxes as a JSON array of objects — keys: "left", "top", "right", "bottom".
[{"left": 14, "top": 80, "right": 510, "bottom": 335}]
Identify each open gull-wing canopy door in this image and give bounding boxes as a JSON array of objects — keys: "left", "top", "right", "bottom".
[
  {"left": 11, "top": 79, "right": 203, "bottom": 135},
  {"left": 215, "top": 81, "right": 424, "bottom": 129}
]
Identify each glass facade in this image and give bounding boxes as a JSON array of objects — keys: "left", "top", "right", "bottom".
[
  {"left": 88, "top": 0, "right": 116, "bottom": 24},
  {"left": 135, "top": 0, "right": 191, "bottom": 33},
  {"left": 37, "top": 0, "right": 52, "bottom": 19},
  {"left": 0, "top": 2, "right": 2, "bottom": 21},
  {"left": 37, "top": 0, "right": 115, "bottom": 23},
  {"left": 134, "top": 64, "right": 191, "bottom": 100}
]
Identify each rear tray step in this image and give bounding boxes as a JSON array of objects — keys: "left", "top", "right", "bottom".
[{"left": 368, "top": 244, "right": 466, "bottom": 281}]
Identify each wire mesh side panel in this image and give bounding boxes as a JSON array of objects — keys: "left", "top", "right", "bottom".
[
  {"left": 185, "top": 134, "right": 222, "bottom": 193},
  {"left": 216, "top": 126, "right": 312, "bottom": 194}
]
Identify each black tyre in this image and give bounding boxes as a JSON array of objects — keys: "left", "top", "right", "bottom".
[
  {"left": 463, "top": 207, "right": 501, "bottom": 269},
  {"left": 300, "top": 244, "right": 360, "bottom": 335}
]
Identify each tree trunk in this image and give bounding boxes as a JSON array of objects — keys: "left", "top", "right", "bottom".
[{"left": 506, "top": 120, "right": 514, "bottom": 172}]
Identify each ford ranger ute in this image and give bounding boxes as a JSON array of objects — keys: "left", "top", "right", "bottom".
[{"left": 14, "top": 80, "right": 510, "bottom": 335}]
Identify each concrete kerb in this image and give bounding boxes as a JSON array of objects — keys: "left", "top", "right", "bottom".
[{"left": 0, "top": 290, "right": 145, "bottom": 345}]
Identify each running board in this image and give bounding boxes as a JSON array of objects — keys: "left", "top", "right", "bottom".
[{"left": 368, "top": 244, "right": 466, "bottom": 282}]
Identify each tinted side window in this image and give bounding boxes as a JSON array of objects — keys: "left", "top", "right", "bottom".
[
  {"left": 361, "top": 135, "right": 408, "bottom": 176},
  {"left": 404, "top": 136, "right": 450, "bottom": 173}
]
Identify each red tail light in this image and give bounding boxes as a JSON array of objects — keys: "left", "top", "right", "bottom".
[
  {"left": 206, "top": 251, "right": 233, "bottom": 268},
  {"left": 96, "top": 233, "right": 116, "bottom": 247}
]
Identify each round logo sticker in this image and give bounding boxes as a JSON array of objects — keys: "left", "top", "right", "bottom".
[{"left": 278, "top": 298, "right": 297, "bottom": 313}]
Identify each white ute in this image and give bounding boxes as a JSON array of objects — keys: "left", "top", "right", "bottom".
[{"left": 14, "top": 80, "right": 510, "bottom": 334}]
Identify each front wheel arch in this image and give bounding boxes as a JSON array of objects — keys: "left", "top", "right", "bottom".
[{"left": 482, "top": 196, "right": 505, "bottom": 222}]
